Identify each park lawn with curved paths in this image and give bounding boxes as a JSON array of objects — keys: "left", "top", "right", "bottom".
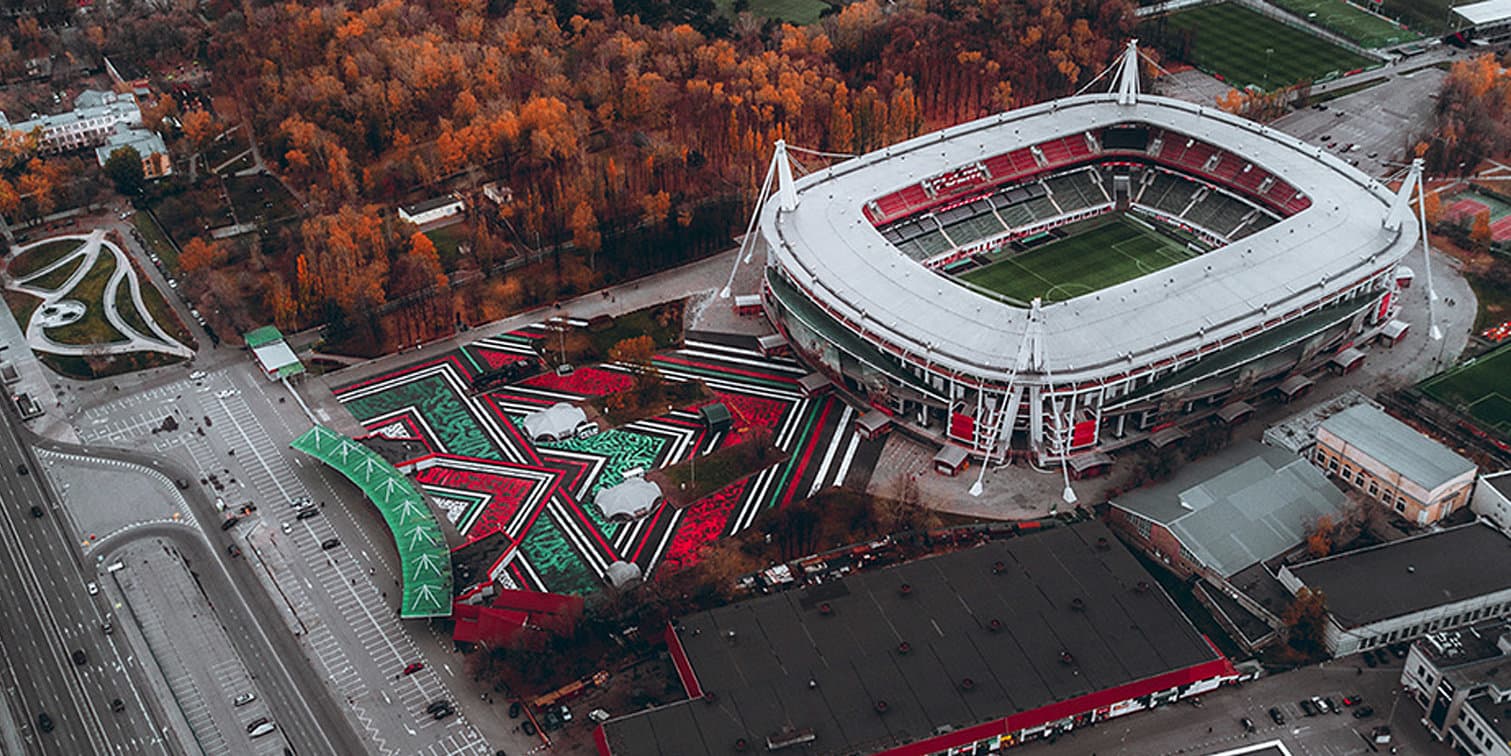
[
  {"left": 25, "top": 255, "right": 87, "bottom": 292},
  {"left": 138, "top": 275, "right": 195, "bottom": 347},
  {"left": 112, "top": 277, "right": 154, "bottom": 337},
  {"left": 46, "top": 253, "right": 125, "bottom": 345},
  {"left": 9, "top": 238, "right": 85, "bottom": 278},
  {"left": 2, "top": 289, "right": 42, "bottom": 332}
]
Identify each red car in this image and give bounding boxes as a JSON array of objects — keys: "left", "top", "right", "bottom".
[{"left": 402, "top": 662, "right": 424, "bottom": 676}]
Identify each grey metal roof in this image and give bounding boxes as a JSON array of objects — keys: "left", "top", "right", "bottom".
[
  {"left": 400, "top": 194, "right": 463, "bottom": 216},
  {"left": 1318, "top": 404, "right": 1476, "bottom": 490},
  {"left": 1454, "top": 0, "right": 1511, "bottom": 25},
  {"left": 1287, "top": 522, "right": 1511, "bottom": 627},
  {"left": 762, "top": 94, "right": 1414, "bottom": 384},
  {"left": 1111, "top": 441, "right": 1351, "bottom": 577},
  {"left": 600, "top": 521, "right": 1223, "bottom": 756}
]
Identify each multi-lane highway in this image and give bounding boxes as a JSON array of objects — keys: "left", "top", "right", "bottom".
[{"left": 0, "top": 406, "right": 169, "bottom": 755}]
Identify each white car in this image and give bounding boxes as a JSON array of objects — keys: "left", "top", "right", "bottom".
[
  {"left": 215, "top": 389, "right": 237, "bottom": 399},
  {"left": 248, "top": 721, "right": 276, "bottom": 738},
  {"left": 233, "top": 692, "right": 256, "bottom": 707},
  {"left": 189, "top": 370, "right": 206, "bottom": 381},
  {"left": 281, "top": 522, "right": 291, "bottom": 535},
  {"left": 86, "top": 582, "right": 99, "bottom": 596}
]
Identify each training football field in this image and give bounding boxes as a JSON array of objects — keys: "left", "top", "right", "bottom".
[
  {"left": 1420, "top": 343, "right": 1511, "bottom": 439},
  {"left": 958, "top": 216, "right": 1197, "bottom": 304}
]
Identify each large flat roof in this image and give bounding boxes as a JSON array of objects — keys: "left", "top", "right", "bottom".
[
  {"left": 763, "top": 94, "right": 1413, "bottom": 383},
  {"left": 1286, "top": 523, "right": 1511, "bottom": 627},
  {"left": 1318, "top": 404, "right": 1476, "bottom": 490},
  {"left": 1112, "top": 441, "right": 1350, "bottom": 578},
  {"left": 600, "top": 521, "right": 1226, "bottom": 755},
  {"left": 1454, "top": 0, "right": 1511, "bottom": 26}
]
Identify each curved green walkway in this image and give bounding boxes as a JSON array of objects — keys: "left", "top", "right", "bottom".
[{"left": 291, "top": 425, "right": 452, "bottom": 618}]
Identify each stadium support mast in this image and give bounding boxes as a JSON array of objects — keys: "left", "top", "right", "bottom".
[
  {"left": 970, "top": 298, "right": 1045, "bottom": 497},
  {"left": 1113, "top": 40, "right": 1141, "bottom": 106},
  {"left": 1385, "top": 159, "right": 1444, "bottom": 341},
  {"left": 721, "top": 142, "right": 794, "bottom": 298}
]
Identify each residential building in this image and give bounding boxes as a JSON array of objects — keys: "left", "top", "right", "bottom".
[
  {"left": 3, "top": 90, "right": 142, "bottom": 155},
  {"left": 1277, "top": 522, "right": 1511, "bottom": 657},
  {"left": 1312, "top": 404, "right": 1477, "bottom": 525},
  {"left": 596, "top": 521, "right": 1241, "bottom": 755},
  {"left": 1401, "top": 620, "right": 1511, "bottom": 755},
  {"left": 1473, "top": 471, "right": 1511, "bottom": 534}
]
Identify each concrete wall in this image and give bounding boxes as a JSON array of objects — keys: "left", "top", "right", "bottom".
[{"left": 1472, "top": 473, "right": 1511, "bottom": 534}]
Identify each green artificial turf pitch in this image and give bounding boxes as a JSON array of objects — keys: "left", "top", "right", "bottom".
[
  {"left": 1154, "top": 3, "right": 1376, "bottom": 90},
  {"left": 958, "top": 216, "right": 1197, "bottom": 304},
  {"left": 1421, "top": 344, "right": 1511, "bottom": 437}
]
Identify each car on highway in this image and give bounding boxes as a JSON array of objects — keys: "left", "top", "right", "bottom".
[
  {"left": 249, "top": 721, "right": 276, "bottom": 738},
  {"left": 71, "top": 649, "right": 87, "bottom": 665},
  {"left": 30, "top": 505, "right": 43, "bottom": 518},
  {"left": 320, "top": 537, "right": 340, "bottom": 550},
  {"left": 220, "top": 516, "right": 240, "bottom": 531},
  {"left": 296, "top": 508, "right": 320, "bottom": 521},
  {"left": 1268, "top": 707, "right": 1285, "bottom": 725},
  {"left": 37, "top": 712, "right": 52, "bottom": 733},
  {"left": 101, "top": 618, "right": 113, "bottom": 635},
  {"left": 110, "top": 698, "right": 125, "bottom": 713},
  {"left": 402, "top": 662, "right": 425, "bottom": 676},
  {"left": 16, "top": 463, "right": 26, "bottom": 475},
  {"left": 87, "top": 581, "right": 99, "bottom": 596},
  {"left": 234, "top": 692, "right": 256, "bottom": 707}
]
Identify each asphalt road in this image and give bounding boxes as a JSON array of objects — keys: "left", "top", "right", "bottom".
[
  {"left": 0, "top": 407, "right": 169, "bottom": 755},
  {"left": 41, "top": 436, "right": 367, "bottom": 756}
]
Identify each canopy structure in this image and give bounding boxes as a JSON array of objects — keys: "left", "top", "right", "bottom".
[
  {"left": 291, "top": 425, "right": 452, "bottom": 618},
  {"left": 595, "top": 477, "right": 662, "bottom": 521},
  {"left": 244, "top": 326, "right": 304, "bottom": 380},
  {"left": 521, "top": 402, "right": 586, "bottom": 442}
]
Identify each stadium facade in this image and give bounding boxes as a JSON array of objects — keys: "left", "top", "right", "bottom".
[{"left": 753, "top": 43, "right": 1422, "bottom": 467}]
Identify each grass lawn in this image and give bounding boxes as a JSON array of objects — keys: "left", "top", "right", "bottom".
[
  {"left": 39, "top": 350, "right": 184, "bottom": 380},
  {"left": 3, "top": 289, "right": 41, "bottom": 330},
  {"left": 657, "top": 441, "right": 787, "bottom": 506},
  {"left": 1466, "top": 271, "right": 1511, "bottom": 332},
  {"left": 138, "top": 278, "right": 194, "bottom": 346},
  {"left": 46, "top": 253, "right": 124, "bottom": 346},
  {"left": 1420, "top": 343, "right": 1511, "bottom": 438},
  {"left": 713, "top": 0, "right": 829, "bottom": 23},
  {"left": 132, "top": 212, "right": 180, "bottom": 272},
  {"left": 201, "top": 128, "right": 250, "bottom": 172},
  {"left": 425, "top": 224, "right": 469, "bottom": 270},
  {"left": 1375, "top": 0, "right": 1456, "bottom": 35},
  {"left": 226, "top": 173, "right": 299, "bottom": 224},
  {"left": 1268, "top": 0, "right": 1420, "bottom": 47},
  {"left": 584, "top": 300, "right": 684, "bottom": 359},
  {"left": 958, "top": 216, "right": 1195, "bottom": 304},
  {"left": 1154, "top": 3, "right": 1376, "bottom": 90},
  {"left": 25, "top": 255, "right": 86, "bottom": 292},
  {"left": 9, "top": 238, "right": 85, "bottom": 279},
  {"left": 113, "top": 279, "right": 153, "bottom": 337}
]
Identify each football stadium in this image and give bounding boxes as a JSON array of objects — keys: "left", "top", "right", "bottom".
[{"left": 755, "top": 43, "right": 1422, "bottom": 468}]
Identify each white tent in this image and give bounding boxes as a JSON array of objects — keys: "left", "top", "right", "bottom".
[
  {"left": 595, "top": 477, "right": 662, "bottom": 521},
  {"left": 521, "top": 402, "right": 587, "bottom": 443}
]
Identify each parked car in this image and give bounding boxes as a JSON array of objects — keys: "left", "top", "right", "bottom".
[
  {"left": 508, "top": 702, "right": 521, "bottom": 719},
  {"left": 1299, "top": 699, "right": 1317, "bottom": 716},
  {"left": 1240, "top": 717, "right": 1256, "bottom": 733},
  {"left": 249, "top": 721, "right": 276, "bottom": 738},
  {"left": 281, "top": 522, "right": 292, "bottom": 535},
  {"left": 1268, "top": 707, "right": 1285, "bottom": 725},
  {"left": 296, "top": 508, "right": 320, "bottom": 521},
  {"left": 246, "top": 717, "right": 270, "bottom": 734},
  {"left": 1324, "top": 696, "right": 1341, "bottom": 714},
  {"left": 1342, "top": 695, "right": 1363, "bottom": 707},
  {"left": 220, "top": 516, "right": 240, "bottom": 531},
  {"left": 226, "top": 544, "right": 242, "bottom": 558},
  {"left": 234, "top": 692, "right": 256, "bottom": 707},
  {"left": 426, "top": 700, "right": 451, "bottom": 715},
  {"left": 320, "top": 537, "right": 340, "bottom": 551},
  {"left": 402, "top": 662, "right": 425, "bottom": 676},
  {"left": 86, "top": 582, "right": 99, "bottom": 596},
  {"left": 1353, "top": 706, "right": 1375, "bottom": 719},
  {"left": 432, "top": 708, "right": 455, "bottom": 721},
  {"left": 1363, "top": 650, "right": 1378, "bottom": 667}
]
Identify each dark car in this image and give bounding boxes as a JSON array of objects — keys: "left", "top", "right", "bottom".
[
  {"left": 30, "top": 505, "right": 43, "bottom": 518},
  {"left": 1324, "top": 696, "right": 1341, "bottom": 714},
  {"left": 320, "top": 537, "right": 340, "bottom": 551},
  {"left": 508, "top": 702, "right": 521, "bottom": 719},
  {"left": 1363, "top": 650, "right": 1378, "bottom": 667},
  {"left": 521, "top": 720, "right": 537, "bottom": 736},
  {"left": 1240, "top": 717, "right": 1256, "bottom": 733},
  {"left": 220, "top": 516, "right": 240, "bottom": 531},
  {"left": 37, "top": 712, "right": 52, "bottom": 732},
  {"left": 227, "top": 544, "right": 242, "bottom": 558},
  {"left": 1268, "top": 707, "right": 1285, "bottom": 725},
  {"left": 1299, "top": 699, "right": 1317, "bottom": 716},
  {"left": 246, "top": 716, "right": 270, "bottom": 734},
  {"left": 433, "top": 707, "right": 455, "bottom": 721},
  {"left": 175, "top": 478, "right": 189, "bottom": 490},
  {"left": 71, "top": 649, "right": 87, "bottom": 666},
  {"left": 402, "top": 662, "right": 424, "bottom": 676},
  {"left": 1342, "top": 695, "right": 1362, "bottom": 707},
  {"left": 427, "top": 700, "right": 451, "bottom": 715},
  {"left": 17, "top": 463, "right": 27, "bottom": 475},
  {"left": 110, "top": 698, "right": 125, "bottom": 713},
  {"left": 296, "top": 508, "right": 320, "bottom": 521},
  {"left": 1354, "top": 705, "right": 1375, "bottom": 719}
]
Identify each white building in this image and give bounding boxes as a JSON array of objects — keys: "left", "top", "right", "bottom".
[
  {"left": 1277, "top": 522, "right": 1511, "bottom": 657},
  {"left": 3, "top": 90, "right": 143, "bottom": 155},
  {"left": 398, "top": 194, "right": 465, "bottom": 226},
  {"left": 1401, "top": 620, "right": 1511, "bottom": 756},
  {"left": 1473, "top": 471, "right": 1511, "bottom": 534}
]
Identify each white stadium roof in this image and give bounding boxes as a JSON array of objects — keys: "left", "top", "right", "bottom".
[
  {"left": 762, "top": 93, "right": 1415, "bottom": 384},
  {"left": 1454, "top": 0, "right": 1511, "bottom": 26}
]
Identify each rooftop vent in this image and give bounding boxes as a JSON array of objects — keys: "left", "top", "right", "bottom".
[
  {"left": 992, "top": 560, "right": 1007, "bottom": 575},
  {"left": 959, "top": 677, "right": 976, "bottom": 691},
  {"left": 897, "top": 641, "right": 912, "bottom": 655},
  {"left": 875, "top": 700, "right": 890, "bottom": 714},
  {"left": 1135, "top": 580, "right": 1151, "bottom": 593},
  {"left": 1096, "top": 536, "right": 1111, "bottom": 550},
  {"left": 1059, "top": 650, "right": 1075, "bottom": 665},
  {"left": 1070, "top": 597, "right": 1086, "bottom": 611},
  {"left": 818, "top": 602, "right": 834, "bottom": 615},
  {"left": 988, "top": 618, "right": 1003, "bottom": 632},
  {"left": 898, "top": 583, "right": 913, "bottom": 596}
]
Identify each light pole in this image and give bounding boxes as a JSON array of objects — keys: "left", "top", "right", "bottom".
[{"left": 1264, "top": 48, "right": 1274, "bottom": 89}]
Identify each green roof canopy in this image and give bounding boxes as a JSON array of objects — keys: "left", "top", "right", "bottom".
[
  {"left": 244, "top": 325, "right": 284, "bottom": 348},
  {"left": 290, "top": 425, "right": 453, "bottom": 618}
]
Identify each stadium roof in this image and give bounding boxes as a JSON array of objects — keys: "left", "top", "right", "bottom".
[
  {"left": 291, "top": 425, "right": 453, "bottom": 618},
  {"left": 762, "top": 94, "right": 1414, "bottom": 384},
  {"left": 1453, "top": 0, "right": 1511, "bottom": 26},
  {"left": 1318, "top": 404, "right": 1476, "bottom": 490},
  {"left": 1111, "top": 441, "right": 1351, "bottom": 578},
  {"left": 599, "top": 521, "right": 1231, "bottom": 755},
  {"left": 1285, "top": 522, "right": 1511, "bottom": 627}
]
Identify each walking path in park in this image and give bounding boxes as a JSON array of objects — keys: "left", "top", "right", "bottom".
[{"left": 5, "top": 230, "right": 193, "bottom": 360}]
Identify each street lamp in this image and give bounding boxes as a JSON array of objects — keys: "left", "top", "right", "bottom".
[{"left": 1264, "top": 48, "right": 1274, "bottom": 88}]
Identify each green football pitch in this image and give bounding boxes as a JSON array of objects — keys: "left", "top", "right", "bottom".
[
  {"left": 1420, "top": 344, "right": 1511, "bottom": 438},
  {"left": 1153, "top": 3, "right": 1376, "bottom": 90},
  {"left": 1268, "top": 0, "right": 1421, "bottom": 48},
  {"left": 958, "top": 217, "right": 1197, "bottom": 305}
]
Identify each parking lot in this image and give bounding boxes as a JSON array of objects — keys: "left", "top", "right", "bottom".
[
  {"left": 1015, "top": 654, "right": 1449, "bottom": 756},
  {"left": 1272, "top": 67, "right": 1447, "bottom": 179}
]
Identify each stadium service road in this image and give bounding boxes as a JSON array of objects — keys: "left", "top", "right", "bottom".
[{"left": 1273, "top": 65, "right": 1447, "bottom": 179}]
